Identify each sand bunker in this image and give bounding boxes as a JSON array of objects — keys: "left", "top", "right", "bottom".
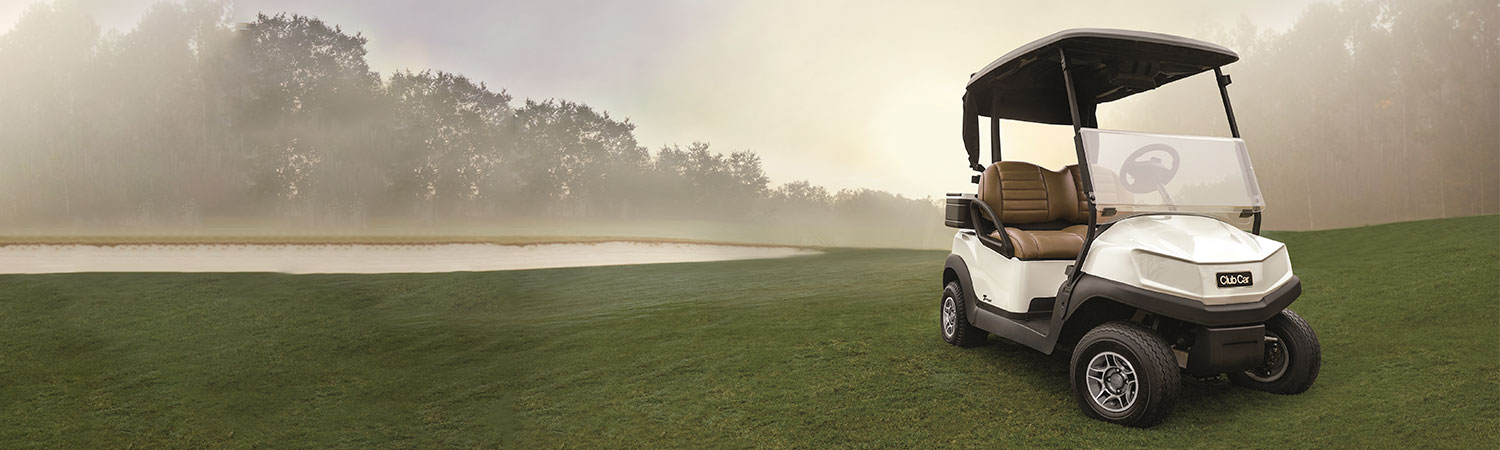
[{"left": 0, "top": 242, "right": 820, "bottom": 274}]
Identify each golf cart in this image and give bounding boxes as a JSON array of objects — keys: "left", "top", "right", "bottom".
[{"left": 939, "top": 29, "right": 1320, "bottom": 427}]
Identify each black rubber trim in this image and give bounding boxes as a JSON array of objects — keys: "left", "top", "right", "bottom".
[
  {"left": 973, "top": 299, "right": 1053, "bottom": 321},
  {"left": 971, "top": 304, "right": 1051, "bottom": 351},
  {"left": 1065, "top": 273, "right": 1301, "bottom": 328},
  {"left": 1028, "top": 296, "right": 1056, "bottom": 312},
  {"left": 944, "top": 254, "right": 979, "bottom": 321},
  {"left": 975, "top": 300, "right": 1029, "bottom": 320}
]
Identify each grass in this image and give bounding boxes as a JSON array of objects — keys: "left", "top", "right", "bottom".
[{"left": 0, "top": 215, "right": 1495, "bottom": 448}]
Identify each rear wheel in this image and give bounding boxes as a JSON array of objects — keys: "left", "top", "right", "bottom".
[
  {"left": 940, "top": 281, "right": 986, "bottom": 347},
  {"left": 1229, "top": 309, "right": 1321, "bottom": 394},
  {"left": 1070, "top": 321, "right": 1180, "bottom": 428}
]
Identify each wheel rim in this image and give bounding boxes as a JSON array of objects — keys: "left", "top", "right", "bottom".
[
  {"left": 1085, "top": 351, "right": 1139, "bottom": 413},
  {"left": 941, "top": 296, "right": 957, "bottom": 338},
  {"left": 1244, "top": 330, "right": 1290, "bottom": 382}
]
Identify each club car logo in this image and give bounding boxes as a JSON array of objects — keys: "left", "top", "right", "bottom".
[{"left": 1216, "top": 271, "right": 1254, "bottom": 288}]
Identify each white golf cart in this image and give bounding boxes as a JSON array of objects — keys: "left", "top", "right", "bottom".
[{"left": 940, "top": 29, "right": 1320, "bottom": 427}]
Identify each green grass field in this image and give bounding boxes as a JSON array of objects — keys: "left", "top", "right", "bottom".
[{"left": 1, "top": 215, "right": 1496, "bottom": 448}]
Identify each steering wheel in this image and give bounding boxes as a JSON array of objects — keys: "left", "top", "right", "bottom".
[{"left": 1119, "top": 143, "right": 1181, "bottom": 195}]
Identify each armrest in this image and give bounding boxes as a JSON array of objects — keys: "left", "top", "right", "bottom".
[{"left": 968, "top": 199, "right": 1014, "bottom": 258}]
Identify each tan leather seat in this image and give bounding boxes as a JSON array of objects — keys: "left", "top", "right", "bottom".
[
  {"left": 988, "top": 226, "right": 1087, "bottom": 259},
  {"left": 977, "top": 162, "right": 1093, "bottom": 259},
  {"left": 1063, "top": 164, "right": 1131, "bottom": 218}
]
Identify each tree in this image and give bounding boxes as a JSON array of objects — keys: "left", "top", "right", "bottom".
[
  {"left": 387, "top": 70, "right": 515, "bottom": 216},
  {"left": 648, "top": 142, "right": 770, "bottom": 218},
  {"left": 89, "top": 1, "right": 234, "bottom": 223},
  {"left": 235, "top": 13, "right": 383, "bottom": 217},
  {"left": 513, "top": 99, "right": 648, "bottom": 214},
  {"left": 0, "top": 2, "right": 100, "bottom": 223}
]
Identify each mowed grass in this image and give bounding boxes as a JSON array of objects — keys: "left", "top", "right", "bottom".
[{"left": 0, "top": 215, "right": 1495, "bottom": 448}]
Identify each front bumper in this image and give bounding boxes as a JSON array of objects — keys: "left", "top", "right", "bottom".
[{"left": 1186, "top": 324, "right": 1266, "bottom": 375}]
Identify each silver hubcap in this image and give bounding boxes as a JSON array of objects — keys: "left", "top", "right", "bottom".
[
  {"left": 941, "top": 296, "right": 957, "bottom": 338},
  {"left": 1245, "top": 332, "right": 1289, "bottom": 382},
  {"left": 1085, "top": 351, "right": 1139, "bottom": 413}
]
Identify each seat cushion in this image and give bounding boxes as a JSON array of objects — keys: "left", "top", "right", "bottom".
[
  {"left": 990, "top": 227, "right": 1085, "bottom": 259},
  {"left": 1062, "top": 224, "right": 1090, "bottom": 240}
]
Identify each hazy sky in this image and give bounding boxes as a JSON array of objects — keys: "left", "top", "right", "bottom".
[{"left": 0, "top": 0, "right": 1330, "bottom": 198}]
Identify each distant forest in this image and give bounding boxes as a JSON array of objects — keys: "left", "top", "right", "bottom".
[
  {"left": 1117, "top": 0, "right": 1497, "bottom": 230},
  {"left": 0, "top": 1, "right": 937, "bottom": 233},
  {"left": 0, "top": 0, "right": 1494, "bottom": 237}
]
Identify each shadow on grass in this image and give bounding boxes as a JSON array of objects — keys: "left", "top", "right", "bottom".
[{"left": 962, "top": 333, "right": 1283, "bottom": 428}]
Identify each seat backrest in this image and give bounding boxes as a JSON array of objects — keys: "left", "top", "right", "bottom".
[
  {"left": 1062, "top": 165, "right": 1090, "bottom": 224},
  {"left": 1062, "top": 164, "right": 1132, "bottom": 223},
  {"left": 977, "top": 161, "right": 1074, "bottom": 225}
]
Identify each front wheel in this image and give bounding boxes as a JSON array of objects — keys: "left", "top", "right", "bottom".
[
  {"left": 1229, "top": 309, "right": 1321, "bottom": 394},
  {"left": 1069, "top": 321, "right": 1180, "bottom": 428}
]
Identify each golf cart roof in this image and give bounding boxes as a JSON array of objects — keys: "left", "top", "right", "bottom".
[{"left": 966, "top": 28, "right": 1239, "bottom": 125}]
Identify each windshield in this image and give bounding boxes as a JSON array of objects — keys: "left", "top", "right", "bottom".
[{"left": 1081, "top": 128, "right": 1263, "bottom": 222}]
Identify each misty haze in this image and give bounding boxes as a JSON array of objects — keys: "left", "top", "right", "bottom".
[{"left": 0, "top": 0, "right": 1494, "bottom": 249}]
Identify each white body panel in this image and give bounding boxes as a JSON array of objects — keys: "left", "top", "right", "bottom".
[
  {"left": 949, "top": 214, "right": 1295, "bottom": 311},
  {"left": 1081, "top": 214, "right": 1295, "bottom": 305},
  {"left": 951, "top": 231, "right": 1071, "bottom": 314}
]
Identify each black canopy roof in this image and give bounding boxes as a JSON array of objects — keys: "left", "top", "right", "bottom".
[
  {"left": 961, "top": 29, "right": 1238, "bottom": 169},
  {"left": 966, "top": 28, "right": 1238, "bottom": 124}
]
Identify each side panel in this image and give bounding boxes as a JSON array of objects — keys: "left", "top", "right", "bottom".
[
  {"left": 951, "top": 231, "right": 1070, "bottom": 314},
  {"left": 949, "top": 230, "right": 1071, "bottom": 354},
  {"left": 949, "top": 232, "right": 979, "bottom": 318}
]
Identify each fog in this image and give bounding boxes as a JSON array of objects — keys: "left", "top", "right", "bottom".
[{"left": 0, "top": 0, "right": 1493, "bottom": 248}]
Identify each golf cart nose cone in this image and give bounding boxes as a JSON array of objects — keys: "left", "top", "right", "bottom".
[{"left": 1115, "top": 215, "right": 1282, "bottom": 264}]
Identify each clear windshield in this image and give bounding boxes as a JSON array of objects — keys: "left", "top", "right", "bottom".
[{"left": 1081, "top": 128, "right": 1263, "bottom": 222}]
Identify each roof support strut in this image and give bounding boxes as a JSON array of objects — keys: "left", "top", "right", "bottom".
[
  {"left": 1059, "top": 48, "right": 1098, "bottom": 296},
  {"left": 989, "top": 102, "right": 1002, "bottom": 163},
  {"left": 962, "top": 94, "right": 983, "bottom": 172},
  {"left": 1214, "top": 67, "right": 1262, "bottom": 235}
]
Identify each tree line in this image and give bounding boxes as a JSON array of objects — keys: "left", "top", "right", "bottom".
[
  {"left": 1114, "top": 0, "right": 1497, "bottom": 230},
  {"left": 0, "top": 0, "right": 1491, "bottom": 236},
  {"left": 0, "top": 1, "right": 940, "bottom": 233}
]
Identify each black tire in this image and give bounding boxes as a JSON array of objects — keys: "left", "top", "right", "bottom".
[
  {"left": 1069, "top": 321, "right": 1180, "bottom": 428},
  {"left": 940, "top": 281, "right": 987, "bottom": 347},
  {"left": 1229, "top": 309, "right": 1321, "bottom": 395}
]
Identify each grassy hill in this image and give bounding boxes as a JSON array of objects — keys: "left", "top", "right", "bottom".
[{"left": 0, "top": 215, "right": 1495, "bottom": 448}]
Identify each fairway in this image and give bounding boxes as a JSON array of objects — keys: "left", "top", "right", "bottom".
[{"left": 1, "top": 215, "right": 1496, "bottom": 448}]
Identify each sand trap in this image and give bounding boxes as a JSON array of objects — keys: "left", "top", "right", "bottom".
[{"left": 0, "top": 242, "right": 820, "bottom": 274}]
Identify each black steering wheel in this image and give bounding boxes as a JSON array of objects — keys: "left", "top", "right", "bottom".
[{"left": 1119, "top": 143, "right": 1181, "bottom": 196}]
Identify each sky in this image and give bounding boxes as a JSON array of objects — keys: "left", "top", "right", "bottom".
[{"left": 0, "top": 0, "right": 1331, "bottom": 199}]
